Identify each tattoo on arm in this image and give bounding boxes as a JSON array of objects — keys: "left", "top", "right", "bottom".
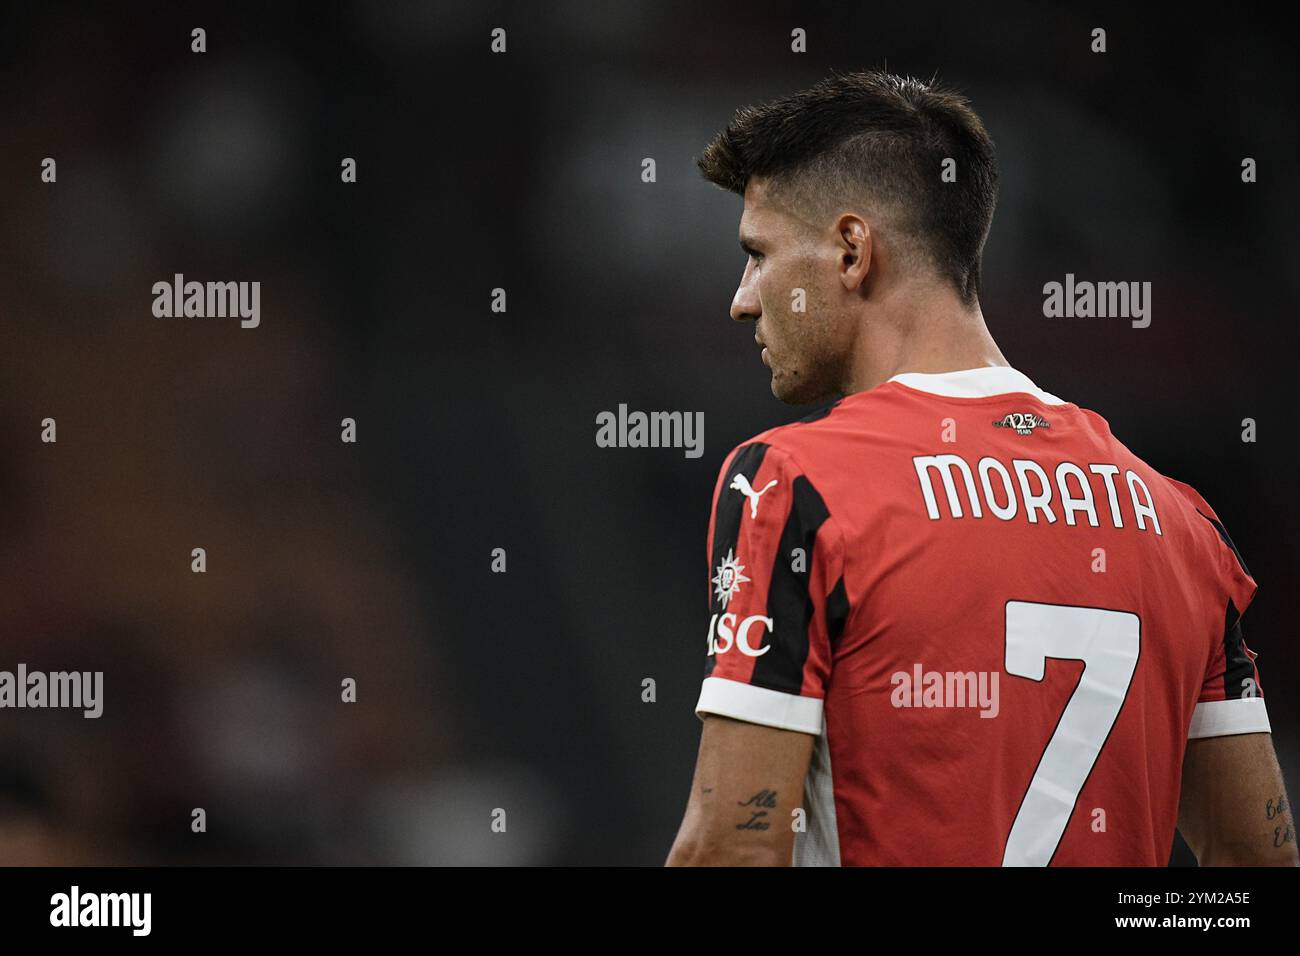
[
  {"left": 735, "top": 788, "right": 777, "bottom": 831},
  {"left": 1265, "top": 794, "right": 1288, "bottom": 820},
  {"left": 1266, "top": 793, "right": 1295, "bottom": 849},
  {"left": 1273, "top": 823, "right": 1294, "bottom": 849}
]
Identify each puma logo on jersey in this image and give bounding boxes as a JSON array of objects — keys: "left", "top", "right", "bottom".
[{"left": 730, "top": 475, "right": 779, "bottom": 518}]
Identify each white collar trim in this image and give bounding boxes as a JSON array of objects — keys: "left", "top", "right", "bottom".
[{"left": 887, "top": 366, "right": 1067, "bottom": 405}]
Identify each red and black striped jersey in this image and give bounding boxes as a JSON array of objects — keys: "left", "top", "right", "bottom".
[{"left": 696, "top": 366, "right": 1268, "bottom": 866}]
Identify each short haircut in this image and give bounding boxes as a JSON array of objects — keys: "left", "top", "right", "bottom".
[{"left": 697, "top": 70, "right": 999, "bottom": 303}]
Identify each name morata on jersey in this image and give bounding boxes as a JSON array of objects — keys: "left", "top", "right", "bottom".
[{"left": 696, "top": 366, "right": 1268, "bottom": 866}]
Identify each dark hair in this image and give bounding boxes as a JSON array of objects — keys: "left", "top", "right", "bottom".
[{"left": 697, "top": 70, "right": 998, "bottom": 303}]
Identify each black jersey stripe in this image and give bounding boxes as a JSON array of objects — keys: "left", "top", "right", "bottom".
[
  {"left": 751, "top": 474, "right": 831, "bottom": 694},
  {"left": 705, "top": 443, "right": 770, "bottom": 678},
  {"left": 1220, "top": 599, "right": 1258, "bottom": 700},
  {"left": 796, "top": 398, "right": 843, "bottom": 424},
  {"left": 1195, "top": 509, "right": 1252, "bottom": 579},
  {"left": 826, "top": 576, "right": 850, "bottom": 649}
]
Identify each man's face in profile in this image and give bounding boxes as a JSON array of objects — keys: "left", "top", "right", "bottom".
[{"left": 730, "top": 177, "right": 850, "bottom": 406}]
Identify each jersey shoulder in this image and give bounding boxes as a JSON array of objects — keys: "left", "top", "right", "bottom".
[
  {"left": 1069, "top": 406, "right": 1257, "bottom": 605},
  {"left": 715, "top": 398, "right": 844, "bottom": 476},
  {"left": 1159, "top": 473, "right": 1254, "bottom": 582},
  {"left": 1065, "top": 405, "right": 1233, "bottom": 530}
]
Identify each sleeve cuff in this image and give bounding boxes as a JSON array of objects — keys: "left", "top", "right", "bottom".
[
  {"left": 695, "top": 676, "right": 824, "bottom": 735},
  {"left": 1188, "top": 697, "right": 1271, "bottom": 739}
]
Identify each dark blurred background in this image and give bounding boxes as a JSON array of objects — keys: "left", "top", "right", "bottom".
[{"left": 0, "top": 1, "right": 1294, "bottom": 864}]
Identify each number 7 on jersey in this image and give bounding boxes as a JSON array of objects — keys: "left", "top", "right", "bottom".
[{"left": 1002, "top": 601, "right": 1142, "bottom": 866}]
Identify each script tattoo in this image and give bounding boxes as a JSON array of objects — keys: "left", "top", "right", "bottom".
[
  {"left": 736, "top": 788, "right": 777, "bottom": 830},
  {"left": 1265, "top": 794, "right": 1289, "bottom": 820},
  {"left": 1273, "top": 822, "right": 1295, "bottom": 849},
  {"left": 1266, "top": 794, "right": 1294, "bottom": 849}
]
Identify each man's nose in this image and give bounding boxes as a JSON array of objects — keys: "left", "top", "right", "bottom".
[{"left": 729, "top": 262, "right": 761, "bottom": 324}]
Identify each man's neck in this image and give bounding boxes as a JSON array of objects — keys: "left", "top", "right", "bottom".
[{"left": 841, "top": 286, "right": 1008, "bottom": 395}]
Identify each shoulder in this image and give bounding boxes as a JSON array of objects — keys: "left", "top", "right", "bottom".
[
  {"left": 1122, "top": 458, "right": 1257, "bottom": 614},
  {"left": 1067, "top": 406, "right": 1234, "bottom": 539},
  {"left": 1160, "top": 475, "right": 1252, "bottom": 578},
  {"left": 714, "top": 398, "right": 848, "bottom": 485}
]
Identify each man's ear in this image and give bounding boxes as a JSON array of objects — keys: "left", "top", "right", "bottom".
[{"left": 836, "top": 214, "right": 872, "bottom": 291}]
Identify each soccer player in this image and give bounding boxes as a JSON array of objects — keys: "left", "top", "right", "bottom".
[{"left": 666, "top": 71, "right": 1296, "bottom": 866}]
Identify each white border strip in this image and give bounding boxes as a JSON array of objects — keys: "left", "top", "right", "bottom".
[
  {"left": 1188, "top": 697, "right": 1271, "bottom": 739},
  {"left": 696, "top": 676, "right": 824, "bottom": 735},
  {"left": 888, "top": 367, "right": 1067, "bottom": 405}
]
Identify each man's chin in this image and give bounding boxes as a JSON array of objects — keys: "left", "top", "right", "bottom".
[{"left": 770, "top": 372, "right": 833, "bottom": 407}]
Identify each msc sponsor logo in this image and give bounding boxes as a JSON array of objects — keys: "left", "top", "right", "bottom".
[
  {"left": 706, "top": 612, "right": 773, "bottom": 657},
  {"left": 711, "top": 548, "right": 751, "bottom": 609}
]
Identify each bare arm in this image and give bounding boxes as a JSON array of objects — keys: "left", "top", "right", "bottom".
[
  {"left": 1177, "top": 731, "right": 1298, "bottom": 866},
  {"left": 666, "top": 714, "right": 814, "bottom": 866}
]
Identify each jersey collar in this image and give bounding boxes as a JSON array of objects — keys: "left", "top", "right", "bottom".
[{"left": 886, "top": 366, "right": 1067, "bottom": 405}]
